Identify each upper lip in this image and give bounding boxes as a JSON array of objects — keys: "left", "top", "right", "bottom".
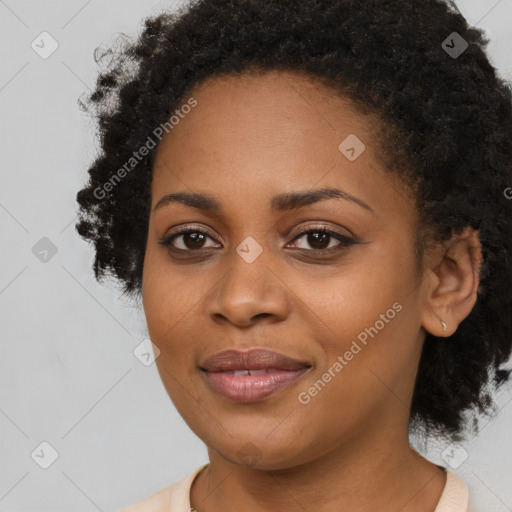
[{"left": 200, "top": 348, "right": 311, "bottom": 372}]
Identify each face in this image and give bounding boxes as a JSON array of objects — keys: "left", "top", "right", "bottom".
[{"left": 142, "top": 70, "right": 430, "bottom": 470}]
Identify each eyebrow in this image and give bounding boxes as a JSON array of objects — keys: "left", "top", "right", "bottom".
[{"left": 153, "top": 187, "right": 375, "bottom": 216}]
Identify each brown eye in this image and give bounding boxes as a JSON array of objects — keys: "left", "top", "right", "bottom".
[
  {"left": 160, "top": 227, "right": 221, "bottom": 251},
  {"left": 305, "top": 231, "right": 330, "bottom": 250},
  {"left": 159, "top": 224, "right": 356, "bottom": 257},
  {"left": 178, "top": 232, "right": 208, "bottom": 249},
  {"left": 289, "top": 227, "right": 355, "bottom": 252}
]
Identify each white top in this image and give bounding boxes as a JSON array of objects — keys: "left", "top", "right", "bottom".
[{"left": 120, "top": 464, "right": 470, "bottom": 512}]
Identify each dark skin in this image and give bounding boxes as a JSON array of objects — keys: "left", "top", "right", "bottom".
[{"left": 141, "top": 70, "right": 482, "bottom": 512}]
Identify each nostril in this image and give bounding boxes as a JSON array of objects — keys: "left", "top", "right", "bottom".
[{"left": 253, "top": 313, "right": 271, "bottom": 320}]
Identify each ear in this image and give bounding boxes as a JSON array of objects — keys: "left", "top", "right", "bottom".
[{"left": 421, "top": 227, "right": 482, "bottom": 337}]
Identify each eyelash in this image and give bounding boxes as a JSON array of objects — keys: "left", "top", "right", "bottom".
[{"left": 158, "top": 224, "right": 356, "bottom": 256}]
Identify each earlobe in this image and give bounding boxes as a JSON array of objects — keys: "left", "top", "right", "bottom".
[{"left": 421, "top": 227, "right": 482, "bottom": 338}]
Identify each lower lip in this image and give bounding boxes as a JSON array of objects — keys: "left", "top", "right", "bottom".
[{"left": 202, "top": 368, "right": 310, "bottom": 403}]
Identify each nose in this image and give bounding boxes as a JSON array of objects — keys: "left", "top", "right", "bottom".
[{"left": 207, "top": 247, "right": 291, "bottom": 327}]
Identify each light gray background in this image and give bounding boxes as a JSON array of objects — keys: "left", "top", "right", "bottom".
[{"left": 1, "top": 1, "right": 511, "bottom": 511}]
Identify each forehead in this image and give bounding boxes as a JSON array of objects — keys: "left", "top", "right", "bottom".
[
  {"left": 150, "top": 69, "right": 412, "bottom": 220},
  {"left": 161, "top": 69, "right": 373, "bottom": 146},
  {"left": 154, "top": 70, "right": 373, "bottom": 173},
  {"left": 190, "top": 69, "right": 360, "bottom": 113}
]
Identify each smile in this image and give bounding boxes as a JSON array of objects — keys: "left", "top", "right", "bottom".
[{"left": 201, "top": 367, "right": 311, "bottom": 403}]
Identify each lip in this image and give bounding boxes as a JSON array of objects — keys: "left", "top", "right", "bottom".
[
  {"left": 200, "top": 348, "right": 311, "bottom": 403},
  {"left": 200, "top": 348, "right": 310, "bottom": 372}
]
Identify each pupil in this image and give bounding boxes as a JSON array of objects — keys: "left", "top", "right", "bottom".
[
  {"left": 185, "top": 232, "right": 205, "bottom": 249},
  {"left": 309, "top": 232, "right": 329, "bottom": 249},
  {"left": 181, "top": 232, "right": 331, "bottom": 250}
]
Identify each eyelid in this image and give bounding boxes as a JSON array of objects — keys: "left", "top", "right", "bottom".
[
  {"left": 286, "top": 225, "right": 356, "bottom": 252},
  {"left": 159, "top": 224, "right": 221, "bottom": 247},
  {"left": 287, "top": 221, "right": 354, "bottom": 240},
  {"left": 165, "top": 223, "right": 215, "bottom": 238},
  {"left": 159, "top": 222, "right": 357, "bottom": 253}
]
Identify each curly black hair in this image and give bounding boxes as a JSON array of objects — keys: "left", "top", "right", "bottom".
[{"left": 75, "top": 0, "right": 512, "bottom": 441}]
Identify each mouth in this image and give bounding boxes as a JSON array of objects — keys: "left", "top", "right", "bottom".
[{"left": 199, "top": 348, "right": 312, "bottom": 403}]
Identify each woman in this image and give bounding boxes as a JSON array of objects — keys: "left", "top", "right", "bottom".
[{"left": 75, "top": 0, "right": 512, "bottom": 510}]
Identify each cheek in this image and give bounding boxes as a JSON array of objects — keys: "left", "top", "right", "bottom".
[
  {"left": 313, "top": 242, "right": 420, "bottom": 386},
  {"left": 316, "top": 250, "right": 407, "bottom": 341},
  {"left": 142, "top": 261, "right": 206, "bottom": 409},
  {"left": 142, "top": 250, "right": 201, "bottom": 362},
  {"left": 296, "top": 304, "right": 417, "bottom": 444}
]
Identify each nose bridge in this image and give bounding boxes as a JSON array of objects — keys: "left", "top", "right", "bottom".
[
  {"left": 224, "top": 235, "right": 272, "bottom": 300},
  {"left": 208, "top": 235, "right": 288, "bottom": 325}
]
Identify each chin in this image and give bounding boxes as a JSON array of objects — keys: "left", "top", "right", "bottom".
[{"left": 202, "top": 428, "right": 319, "bottom": 471}]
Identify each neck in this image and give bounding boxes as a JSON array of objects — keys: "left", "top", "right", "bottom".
[{"left": 190, "top": 422, "right": 446, "bottom": 512}]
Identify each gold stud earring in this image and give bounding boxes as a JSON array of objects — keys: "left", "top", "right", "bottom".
[{"left": 441, "top": 319, "right": 447, "bottom": 332}]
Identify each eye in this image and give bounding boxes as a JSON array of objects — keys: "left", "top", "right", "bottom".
[
  {"left": 287, "top": 226, "right": 355, "bottom": 253},
  {"left": 158, "top": 224, "right": 356, "bottom": 255},
  {"left": 159, "top": 226, "right": 221, "bottom": 252}
]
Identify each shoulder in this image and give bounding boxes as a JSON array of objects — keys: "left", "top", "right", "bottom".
[
  {"left": 120, "top": 485, "right": 174, "bottom": 512},
  {"left": 435, "top": 468, "right": 470, "bottom": 512},
  {"left": 119, "top": 464, "right": 208, "bottom": 512}
]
